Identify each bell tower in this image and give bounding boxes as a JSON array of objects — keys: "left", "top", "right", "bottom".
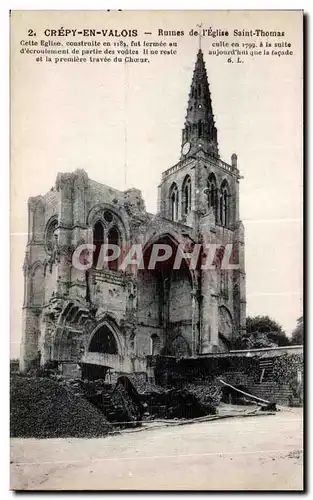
[
  {"left": 156, "top": 48, "right": 246, "bottom": 353},
  {"left": 158, "top": 48, "right": 241, "bottom": 231}
]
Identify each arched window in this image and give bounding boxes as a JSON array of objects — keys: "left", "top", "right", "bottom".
[
  {"left": 150, "top": 334, "right": 161, "bottom": 355},
  {"left": 45, "top": 218, "right": 58, "bottom": 253},
  {"left": 182, "top": 176, "right": 192, "bottom": 216},
  {"left": 127, "top": 293, "right": 135, "bottom": 313},
  {"left": 207, "top": 173, "right": 218, "bottom": 223},
  {"left": 89, "top": 324, "right": 118, "bottom": 355},
  {"left": 170, "top": 183, "right": 179, "bottom": 222},
  {"left": 129, "top": 332, "right": 136, "bottom": 352},
  {"left": 198, "top": 84, "right": 201, "bottom": 98},
  {"left": 223, "top": 191, "right": 228, "bottom": 227},
  {"left": 107, "top": 226, "right": 120, "bottom": 270},
  {"left": 171, "top": 335, "right": 191, "bottom": 357},
  {"left": 93, "top": 221, "right": 104, "bottom": 268},
  {"left": 221, "top": 180, "right": 230, "bottom": 227},
  {"left": 219, "top": 190, "right": 223, "bottom": 225}
]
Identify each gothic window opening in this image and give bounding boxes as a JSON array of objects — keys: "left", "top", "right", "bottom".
[
  {"left": 129, "top": 333, "right": 136, "bottom": 352},
  {"left": 182, "top": 176, "right": 192, "bottom": 216},
  {"left": 171, "top": 335, "right": 191, "bottom": 357},
  {"left": 170, "top": 183, "right": 179, "bottom": 221},
  {"left": 219, "top": 190, "right": 223, "bottom": 225},
  {"left": 207, "top": 174, "right": 218, "bottom": 223},
  {"left": 89, "top": 324, "right": 118, "bottom": 355},
  {"left": 127, "top": 293, "right": 135, "bottom": 313},
  {"left": 220, "top": 270, "right": 229, "bottom": 299},
  {"left": 150, "top": 334, "right": 161, "bottom": 355},
  {"left": 223, "top": 191, "right": 228, "bottom": 227},
  {"left": 184, "top": 183, "right": 190, "bottom": 214},
  {"left": 221, "top": 180, "right": 230, "bottom": 227},
  {"left": 45, "top": 218, "right": 58, "bottom": 253},
  {"left": 107, "top": 226, "right": 120, "bottom": 270},
  {"left": 198, "top": 84, "right": 201, "bottom": 97},
  {"left": 93, "top": 221, "right": 104, "bottom": 268}
]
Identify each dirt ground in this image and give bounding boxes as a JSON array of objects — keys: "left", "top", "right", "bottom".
[{"left": 10, "top": 408, "right": 303, "bottom": 491}]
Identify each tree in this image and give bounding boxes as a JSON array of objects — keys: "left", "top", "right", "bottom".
[
  {"left": 236, "top": 315, "right": 290, "bottom": 349},
  {"left": 290, "top": 316, "right": 303, "bottom": 345}
]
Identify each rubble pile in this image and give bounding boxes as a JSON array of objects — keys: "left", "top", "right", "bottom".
[
  {"left": 11, "top": 359, "right": 277, "bottom": 439},
  {"left": 111, "top": 376, "right": 146, "bottom": 426},
  {"left": 121, "top": 373, "right": 163, "bottom": 395},
  {"left": 10, "top": 374, "right": 111, "bottom": 438},
  {"left": 76, "top": 376, "right": 146, "bottom": 427},
  {"left": 77, "top": 375, "right": 218, "bottom": 422},
  {"left": 184, "top": 382, "right": 222, "bottom": 409},
  {"left": 138, "top": 386, "right": 216, "bottom": 419},
  {"left": 113, "top": 373, "right": 217, "bottom": 419}
]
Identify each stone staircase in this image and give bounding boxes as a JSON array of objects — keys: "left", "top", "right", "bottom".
[{"left": 248, "top": 381, "right": 292, "bottom": 406}]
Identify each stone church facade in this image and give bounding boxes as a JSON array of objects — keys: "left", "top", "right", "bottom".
[{"left": 20, "top": 49, "right": 246, "bottom": 373}]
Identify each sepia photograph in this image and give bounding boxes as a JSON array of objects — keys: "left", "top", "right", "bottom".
[{"left": 10, "top": 9, "right": 303, "bottom": 491}]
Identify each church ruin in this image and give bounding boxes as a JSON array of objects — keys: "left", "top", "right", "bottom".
[{"left": 20, "top": 49, "right": 246, "bottom": 374}]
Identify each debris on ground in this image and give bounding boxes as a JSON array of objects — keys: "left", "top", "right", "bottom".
[
  {"left": 10, "top": 366, "right": 278, "bottom": 440},
  {"left": 70, "top": 375, "right": 147, "bottom": 428},
  {"left": 112, "top": 376, "right": 147, "bottom": 426},
  {"left": 118, "top": 374, "right": 219, "bottom": 419},
  {"left": 10, "top": 374, "right": 111, "bottom": 438},
  {"left": 260, "top": 402, "right": 277, "bottom": 412},
  {"left": 80, "top": 375, "right": 217, "bottom": 422},
  {"left": 184, "top": 382, "right": 222, "bottom": 408},
  {"left": 139, "top": 386, "right": 215, "bottom": 419}
]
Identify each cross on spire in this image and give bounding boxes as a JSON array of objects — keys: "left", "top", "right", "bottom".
[{"left": 196, "top": 23, "right": 203, "bottom": 50}]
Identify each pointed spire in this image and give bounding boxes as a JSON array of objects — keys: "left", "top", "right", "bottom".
[{"left": 181, "top": 49, "right": 219, "bottom": 158}]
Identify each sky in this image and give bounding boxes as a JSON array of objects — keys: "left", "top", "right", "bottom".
[{"left": 10, "top": 10, "right": 303, "bottom": 358}]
